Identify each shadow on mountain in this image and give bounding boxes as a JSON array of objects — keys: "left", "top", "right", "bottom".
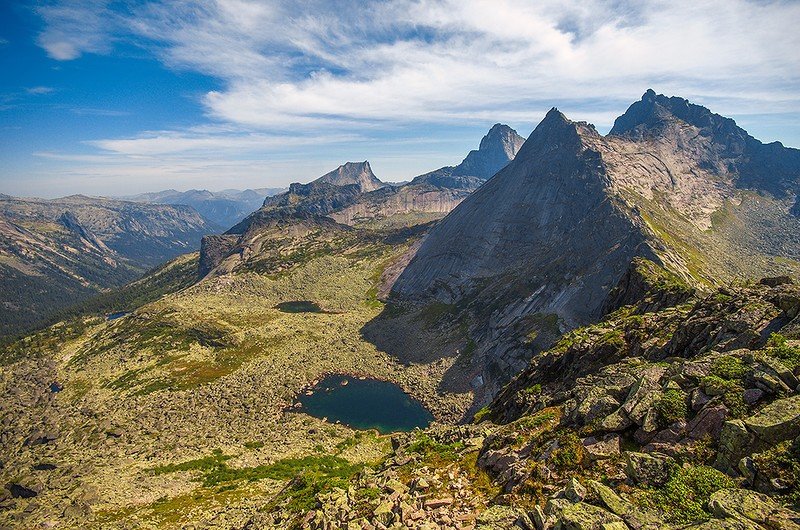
[{"left": 360, "top": 301, "right": 482, "bottom": 419}]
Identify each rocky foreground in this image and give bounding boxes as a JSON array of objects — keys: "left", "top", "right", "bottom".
[{"left": 255, "top": 261, "right": 800, "bottom": 529}]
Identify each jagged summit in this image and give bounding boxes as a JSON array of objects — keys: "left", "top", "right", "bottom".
[
  {"left": 611, "top": 89, "right": 742, "bottom": 140},
  {"left": 610, "top": 89, "right": 800, "bottom": 197},
  {"left": 314, "top": 161, "right": 384, "bottom": 192},
  {"left": 451, "top": 123, "right": 525, "bottom": 179}
]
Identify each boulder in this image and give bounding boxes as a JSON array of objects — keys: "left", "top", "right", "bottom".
[
  {"left": 582, "top": 434, "right": 621, "bottom": 462},
  {"left": 546, "top": 498, "right": 625, "bottom": 530},
  {"left": 565, "top": 478, "right": 587, "bottom": 503},
  {"left": 715, "top": 419, "right": 753, "bottom": 474},
  {"left": 624, "top": 452, "right": 674, "bottom": 487},
  {"left": 685, "top": 404, "right": 728, "bottom": 440},
  {"left": 743, "top": 394, "right": 800, "bottom": 444},
  {"left": 476, "top": 504, "right": 524, "bottom": 529},
  {"left": 708, "top": 488, "right": 800, "bottom": 530},
  {"left": 588, "top": 480, "right": 666, "bottom": 530}
]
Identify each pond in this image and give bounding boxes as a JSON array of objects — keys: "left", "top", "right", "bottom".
[
  {"left": 107, "top": 311, "right": 130, "bottom": 321},
  {"left": 275, "top": 301, "right": 325, "bottom": 313},
  {"left": 297, "top": 374, "right": 434, "bottom": 434}
]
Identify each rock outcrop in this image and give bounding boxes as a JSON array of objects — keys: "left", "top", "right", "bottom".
[{"left": 313, "top": 161, "right": 385, "bottom": 192}]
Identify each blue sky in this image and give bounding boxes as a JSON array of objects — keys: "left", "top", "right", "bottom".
[{"left": 1, "top": 0, "right": 799, "bottom": 198}]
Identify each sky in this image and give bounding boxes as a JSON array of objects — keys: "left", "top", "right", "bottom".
[{"left": 1, "top": 0, "right": 799, "bottom": 198}]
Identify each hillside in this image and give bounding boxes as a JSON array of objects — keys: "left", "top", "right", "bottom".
[
  {"left": 1, "top": 93, "right": 799, "bottom": 530},
  {"left": 0, "top": 195, "right": 218, "bottom": 337}
]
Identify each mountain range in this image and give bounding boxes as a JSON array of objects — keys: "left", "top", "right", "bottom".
[
  {"left": 391, "top": 89, "right": 800, "bottom": 395},
  {"left": 125, "top": 187, "right": 285, "bottom": 229},
  {"left": 0, "top": 194, "right": 218, "bottom": 337},
  {"left": 198, "top": 124, "right": 525, "bottom": 276}
]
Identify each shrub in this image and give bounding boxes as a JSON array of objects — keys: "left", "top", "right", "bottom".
[
  {"left": 710, "top": 355, "right": 747, "bottom": 380},
  {"left": 656, "top": 389, "right": 687, "bottom": 424},
  {"left": 407, "top": 434, "right": 464, "bottom": 461},
  {"left": 551, "top": 431, "right": 584, "bottom": 470},
  {"left": 700, "top": 375, "right": 748, "bottom": 418},
  {"left": 653, "top": 465, "right": 736, "bottom": 524},
  {"left": 766, "top": 333, "right": 800, "bottom": 368},
  {"left": 752, "top": 441, "right": 800, "bottom": 507}
]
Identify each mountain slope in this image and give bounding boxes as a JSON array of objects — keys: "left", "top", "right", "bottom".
[
  {"left": 391, "top": 91, "right": 800, "bottom": 395},
  {"left": 0, "top": 195, "right": 218, "bottom": 336}
]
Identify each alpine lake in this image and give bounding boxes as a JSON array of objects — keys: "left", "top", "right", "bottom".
[{"left": 297, "top": 374, "right": 434, "bottom": 434}]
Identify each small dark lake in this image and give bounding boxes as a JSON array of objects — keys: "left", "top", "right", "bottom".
[
  {"left": 107, "top": 311, "right": 129, "bottom": 321},
  {"left": 298, "top": 374, "right": 434, "bottom": 434},
  {"left": 275, "top": 301, "right": 324, "bottom": 313}
]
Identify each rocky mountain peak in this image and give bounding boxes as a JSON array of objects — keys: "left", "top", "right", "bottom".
[
  {"left": 315, "top": 161, "right": 384, "bottom": 192},
  {"left": 610, "top": 89, "right": 744, "bottom": 142},
  {"left": 451, "top": 124, "right": 525, "bottom": 179},
  {"left": 610, "top": 90, "right": 800, "bottom": 197}
]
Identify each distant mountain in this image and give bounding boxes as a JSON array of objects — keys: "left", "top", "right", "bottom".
[
  {"left": 392, "top": 90, "right": 800, "bottom": 394},
  {"left": 0, "top": 194, "right": 218, "bottom": 337},
  {"left": 126, "top": 187, "right": 285, "bottom": 229},
  {"left": 198, "top": 125, "right": 525, "bottom": 276}
]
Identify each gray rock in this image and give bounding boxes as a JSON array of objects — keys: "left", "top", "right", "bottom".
[{"left": 624, "top": 452, "right": 674, "bottom": 487}]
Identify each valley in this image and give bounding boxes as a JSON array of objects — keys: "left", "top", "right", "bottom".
[{"left": 1, "top": 92, "right": 799, "bottom": 530}]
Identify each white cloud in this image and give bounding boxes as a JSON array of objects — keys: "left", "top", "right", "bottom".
[
  {"left": 35, "top": 0, "right": 116, "bottom": 60},
  {"left": 26, "top": 0, "right": 800, "bottom": 192},
  {"left": 34, "top": 0, "right": 800, "bottom": 129},
  {"left": 26, "top": 86, "right": 55, "bottom": 95}
]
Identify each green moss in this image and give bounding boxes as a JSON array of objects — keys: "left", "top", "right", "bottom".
[
  {"left": 655, "top": 388, "right": 688, "bottom": 425},
  {"left": 407, "top": 434, "right": 465, "bottom": 462},
  {"left": 751, "top": 441, "right": 800, "bottom": 507},
  {"left": 513, "top": 409, "right": 556, "bottom": 431},
  {"left": 700, "top": 375, "right": 748, "bottom": 418},
  {"left": 151, "top": 450, "right": 361, "bottom": 490},
  {"left": 651, "top": 465, "right": 736, "bottom": 524},
  {"left": 523, "top": 384, "right": 542, "bottom": 396},
  {"left": 473, "top": 405, "right": 492, "bottom": 424},
  {"left": 710, "top": 355, "right": 747, "bottom": 380},
  {"left": 598, "top": 329, "right": 626, "bottom": 351},
  {"left": 766, "top": 333, "right": 800, "bottom": 368},
  {"left": 550, "top": 431, "right": 584, "bottom": 470}
]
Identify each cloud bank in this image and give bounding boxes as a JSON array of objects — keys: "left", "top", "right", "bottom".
[{"left": 23, "top": 0, "right": 800, "bottom": 193}]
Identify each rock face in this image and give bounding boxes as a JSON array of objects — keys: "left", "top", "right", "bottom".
[
  {"left": 391, "top": 91, "right": 800, "bottom": 394},
  {"left": 611, "top": 89, "right": 800, "bottom": 201},
  {"left": 452, "top": 123, "right": 526, "bottom": 179}
]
